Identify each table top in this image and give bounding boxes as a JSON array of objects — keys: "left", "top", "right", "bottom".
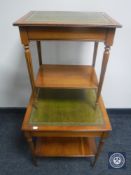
[
  {"left": 30, "top": 89, "right": 104, "bottom": 126},
  {"left": 13, "top": 11, "right": 121, "bottom": 28},
  {"left": 22, "top": 89, "right": 112, "bottom": 132}
]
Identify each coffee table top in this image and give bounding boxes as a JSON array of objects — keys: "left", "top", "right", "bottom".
[
  {"left": 22, "top": 89, "right": 111, "bottom": 132},
  {"left": 13, "top": 11, "right": 121, "bottom": 28},
  {"left": 30, "top": 89, "right": 103, "bottom": 126}
]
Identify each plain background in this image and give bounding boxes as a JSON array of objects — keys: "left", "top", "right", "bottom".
[{"left": 0, "top": 0, "right": 130, "bottom": 108}]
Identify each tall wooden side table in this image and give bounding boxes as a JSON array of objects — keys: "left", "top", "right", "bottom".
[{"left": 13, "top": 11, "right": 121, "bottom": 166}]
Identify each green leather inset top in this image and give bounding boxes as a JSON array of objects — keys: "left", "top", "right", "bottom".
[
  {"left": 26, "top": 11, "right": 110, "bottom": 25},
  {"left": 29, "top": 89, "right": 104, "bottom": 126}
]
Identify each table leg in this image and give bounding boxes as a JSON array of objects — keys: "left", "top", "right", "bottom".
[
  {"left": 92, "top": 133, "right": 106, "bottom": 167},
  {"left": 92, "top": 42, "right": 99, "bottom": 67},
  {"left": 24, "top": 132, "right": 37, "bottom": 166},
  {"left": 96, "top": 45, "right": 110, "bottom": 104},
  {"left": 24, "top": 45, "right": 35, "bottom": 95},
  {"left": 37, "top": 41, "right": 42, "bottom": 66}
]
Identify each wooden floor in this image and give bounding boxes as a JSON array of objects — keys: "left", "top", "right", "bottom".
[
  {"left": 35, "top": 65, "right": 98, "bottom": 89},
  {"left": 35, "top": 137, "right": 96, "bottom": 157}
]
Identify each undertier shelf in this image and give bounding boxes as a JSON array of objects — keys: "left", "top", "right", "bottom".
[
  {"left": 35, "top": 137, "right": 96, "bottom": 157},
  {"left": 35, "top": 64, "right": 98, "bottom": 89}
]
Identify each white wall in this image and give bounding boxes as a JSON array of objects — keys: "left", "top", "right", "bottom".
[{"left": 0, "top": 0, "right": 131, "bottom": 108}]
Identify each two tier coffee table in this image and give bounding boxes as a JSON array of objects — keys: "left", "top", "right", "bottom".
[{"left": 13, "top": 11, "right": 121, "bottom": 166}]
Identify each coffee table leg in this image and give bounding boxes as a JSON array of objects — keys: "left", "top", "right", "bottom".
[
  {"left": 92, "top": 132, "right": 105, "bottom": 167},
  {"left": 25, "top": 132, "right": 37, "bottom": 166}
]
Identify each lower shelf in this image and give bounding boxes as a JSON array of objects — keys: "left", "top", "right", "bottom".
[{"left": 35, "top": 137, "right": 96, "bottom": 157}]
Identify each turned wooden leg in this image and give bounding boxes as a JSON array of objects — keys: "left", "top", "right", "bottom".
[
  {"left": 37, "top": 41, "right": 42, "bottom": 66},
  {"left": 24, "top": 45, "right": 35, "bottom": 95},
  {"left": 96, "top": 45, "right": 110, "bottom": 104},
  {"left": 92, "top": 133, "right": 106, "bottom": 167},
  {"left": 92, "top": 42, "right": 99, "bottom": 67},
  {"left": 24, "top": 132, "right": 37, "bottom": 166}
]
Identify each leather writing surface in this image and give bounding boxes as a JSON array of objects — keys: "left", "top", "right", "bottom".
[
  {"left": 29, "top": 89, "right": 104, "bottom": 126},
  {"left": 13, "top": 11, "right": 121, "bottom": 28}
]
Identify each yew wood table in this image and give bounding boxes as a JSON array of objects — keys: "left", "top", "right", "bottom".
[{"left": 13, "top": 11, "right": 121, "bottom": 166}]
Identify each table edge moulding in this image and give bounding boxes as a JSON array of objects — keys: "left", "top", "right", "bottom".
[{"left": 13, "top": 11, "right": 121, "bottom": 167}]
